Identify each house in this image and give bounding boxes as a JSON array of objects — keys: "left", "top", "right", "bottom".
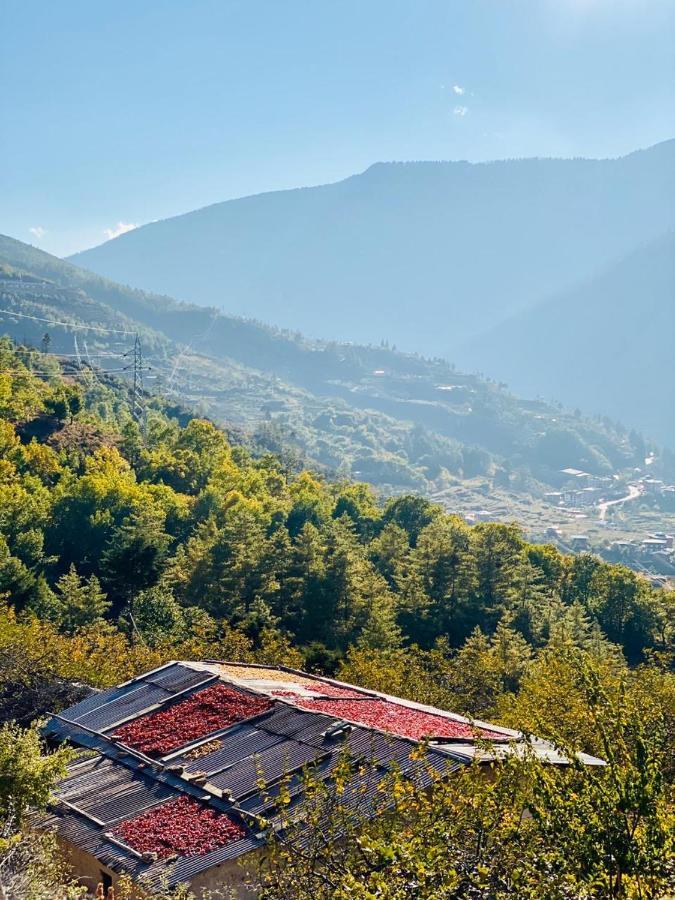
[
  {"left": 660, "top": 487, "right": 675, "bottom": 511},
  {"left": 574, "top": 487, "right": 603, "bottom": 508},
  {"left": 642, "top": 478, "right": 665, "bottom": 494},
  {"left": 39, "top": 661, "right": 604, "bottom": 898},
  {"left": 641, "top": 538, "right": 670, "bottom": 554},
  {"left": 560, "top": 488, "right": 578, "bottom": 505},
  {"left": 466, "top": 509, "right": 494, "bottom": 523},
  {"left": 570, "top": 534, "right": 591, "bottom": 551},
  {"left": 560, "top": 468, "right": 593, "bottom": 488}
]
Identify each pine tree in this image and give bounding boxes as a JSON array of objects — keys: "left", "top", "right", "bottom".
[{"left": 54, "top": 564, "right": 110, "bottom": 633}]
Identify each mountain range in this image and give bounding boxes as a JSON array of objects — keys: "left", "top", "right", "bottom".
[
  {"left": 68, "top": 140, "right": 675, "bottom": 444},
  {"left": 71, "top": 141, "right": 675, "bottom": 350}
]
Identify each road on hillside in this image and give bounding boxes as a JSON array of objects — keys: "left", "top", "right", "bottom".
[{"left": 597, "top": 484, "right": 641, "bottom": 522}]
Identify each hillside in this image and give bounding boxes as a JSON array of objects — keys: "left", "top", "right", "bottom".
[
  {"left": 0, "top": 336, "right": 669, "bottom": 668},
  {"left": 462, "top": 232, "right": 675, "bottom": 447},
  {"left": 2, "top": 235, "right": 659, "bottom": 508},
  {"left": 0, "top": 337, "right": 673, "bottom": 900},
  {"left": 69, "top": 141, "right": 675, "bottom": 356}
]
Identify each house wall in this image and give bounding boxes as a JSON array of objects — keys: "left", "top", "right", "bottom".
[
  {"left": 56, "top": 839, "right": 119, "bottom": 895},
  {"left": 56, "top": 837, "right": 262, "bottom": 899},
  {"left": 187, "top": 852, "right": 262, "bottom": 898}
]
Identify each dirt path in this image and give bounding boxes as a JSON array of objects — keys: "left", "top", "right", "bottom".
[{"left": 597, "top": 484, "right": 641, "bottom": 522}]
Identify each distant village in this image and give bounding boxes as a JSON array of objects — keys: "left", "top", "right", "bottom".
[
  {"left": 463, "top": 466, "right": 675, "bottom": 589},
  {"left": 542, "top": 467, "right": 675, "bottom": 586}
]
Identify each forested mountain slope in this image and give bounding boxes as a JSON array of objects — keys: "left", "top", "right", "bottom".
[
  {"left": 69, "top": 141, "right": 675, "bottom": 356},
  {"left": 1, "top": 235, "right": 656, "bottom": 499},
  {"left": 462, "top": 232, "right": 675, "bottom": 446},
  {"left": 0, "top": 339, "right": 672, "bottom": 899},
  {"left": 0, "top": 337, "right": 669, "bottom": 669}
]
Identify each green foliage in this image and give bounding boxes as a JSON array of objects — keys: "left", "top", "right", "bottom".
[
  {"left": 2, "top": 233, "right": 664, "bottom": 503},
  {"left": 52, "top": 565, "right": 110, "bottom": 633},
  {"left": 0, "top": 829, "right": 86, "bottom": 900},
  {"left": 0, "top": 723, "right": 72, "bottom": 823}
]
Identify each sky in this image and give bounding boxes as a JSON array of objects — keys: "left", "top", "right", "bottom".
[{"left": 2, "top": 0, "right": 674, "bottom": 257}]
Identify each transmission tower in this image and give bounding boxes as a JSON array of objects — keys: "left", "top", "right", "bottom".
[
  {"left": 132, "top": 334, "right": 142, "bottom": 420},
  {"left": 123, "top": 334, "right": 151, "bottom": 432}
]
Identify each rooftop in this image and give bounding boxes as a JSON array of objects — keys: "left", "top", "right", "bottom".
[{"left": 40, "top": 661, "right": 604, "bottom": 889}]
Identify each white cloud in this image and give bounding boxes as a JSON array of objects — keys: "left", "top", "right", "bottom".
[
  {"left": 453, "top": 105, "right": 469, "bottom": 117},
  {"left": 103, "top": 221, "right": 139, "bottom": 241},
  {"left": 29, "top": 226, "right": 46, "bottom": 239},
  {"left": 452, "top": 84, "right": 465, "bottom": 95}
]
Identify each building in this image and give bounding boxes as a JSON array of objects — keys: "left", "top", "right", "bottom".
[
  {"left": 40, "top": 661, "right": 604, "bottom": 897},
  {"left": 574, "top": 487, "right": 603, "bottom": 508},
  {"left": 570, "top": 534, "right": 591, "bottom": 551},
  {"left": 641, "top": 538, "right": 670, "bottom": 554},
  {"left": 466, "top": 509, "right": 494, "bottom": 523},
  {"left": 642, "top": 478, "right": 665, "bottom": 495},
  {"left": 610, "top": 540, "right": 634, "bottom": 550},
  {"left": 560, "top": 468, "right": 593, "bottom": 488}
]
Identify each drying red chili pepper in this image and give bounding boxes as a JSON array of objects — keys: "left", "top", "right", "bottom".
[
  {"left": 272, "top": 682, "right": 365, "bottom": 700},
  {"left": 115, "top": 795, "right": 246, "bottom": 858},
  {"left": 294, "top": 697, "right": 504, "bottom": 741},
  {"left": 112, "top": 684, "right": 272, "bottom": 756}
]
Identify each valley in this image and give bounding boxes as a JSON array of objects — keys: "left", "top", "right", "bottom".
[{"left": 1, "top": 235, "right": 673, "bottom": 584}]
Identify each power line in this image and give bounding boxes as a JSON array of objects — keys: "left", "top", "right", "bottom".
[
  {"left": 0, "top": 368, "right": 132, "bottom": 376},
  {"left": 0, "top": 307, "right": 134, "bottom": 335},
  {"left": 2, "top": 310, "right": 198, "bottom": 411},
  {"left": 40, "top": 352, "right": 123, "bottom": 359}
]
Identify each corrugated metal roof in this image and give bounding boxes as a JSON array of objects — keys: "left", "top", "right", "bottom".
[
  {"left": 174, "top": 726, "right": 285, "bottom": 776},
  {"left": 210, "top": 740, "right": 323, "bottom": 799},
  {"left": 144, "top": 663, "right": 212, "bottom": 694},
  {"left": 55, "top": 756, "right": 177, "bottom": 825},
  {"left": 64, "top": 685, "right": 130, "bottom": 722},
  {"left": 163, "top": 834, "right": 264, "bottom": 884},
  {"left": 42, "top": 659, "right": 600, "bottom": 888},
  {"left": 78, "top": 683, "right": 171, "bottom": 732},
  {"left": 254, "top": 704, "right": 325, "bottom": 737}
]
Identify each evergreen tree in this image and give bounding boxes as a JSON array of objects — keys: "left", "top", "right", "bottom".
[{"left": 54, "top": 564, "right": 110, "bottom": 633}]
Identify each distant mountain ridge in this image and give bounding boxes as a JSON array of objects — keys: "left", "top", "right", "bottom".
[
  {"left": 461, "top": 231, "right": 675, "bottom": 446},
  {"left": 69, "top": 140, "right": 675, "bottom": 357}
]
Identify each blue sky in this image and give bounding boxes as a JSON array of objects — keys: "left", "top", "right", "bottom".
[{"left": 2, "top": 0, "right": 674, "bottom": 257}]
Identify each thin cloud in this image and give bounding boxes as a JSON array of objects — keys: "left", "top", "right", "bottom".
[
  {"left": 104, "top": 221, "right": 139, "bottom": 241},
  {"left": 452, "top": 84, "right": 465, "bottom": 95},
  {"left": 453, "top": 105, "right": 469, "bottom": 117},
  {"left": 29, "top": 226, "right": 46, "bottom": 239}
]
